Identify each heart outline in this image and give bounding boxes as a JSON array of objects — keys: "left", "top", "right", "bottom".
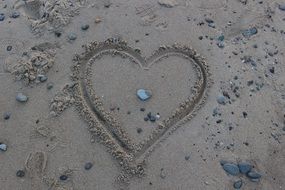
[{"left": 71, "top": 39, "right": 211, "bottom": 176}]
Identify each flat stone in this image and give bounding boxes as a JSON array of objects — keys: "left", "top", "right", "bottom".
[
  {"left": 223, "top": 163, "right": 240, "bottom": 176},
  {"left": 0, "top": 143, "right": 7, "bottom": 151},
  {"left": 233, "top": 179, "right": 243, "bottom": 189},
  {"left": 16, "top": 93, "right": 28, "bottom": 102},
  {"left": 158, "top": 0, "right": 179, "bottom": 8},
  {"left": 137, "top": 89, "right": 152, "bottom": 101},
  {"left": 238, "top": 162, "right": 252, "bottom": 174},
  {"left": 247, "top": 171, "right": 262, "bottom": 179},
  {"left": 242, "top": 27, "right": 258, "bottom": 38}
]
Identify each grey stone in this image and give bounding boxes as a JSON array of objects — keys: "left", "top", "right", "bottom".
[
  {"left": 233, "top": 179, "right": 243, "bottom": 189},
  {"left": 0, "top": 143, "right": 7, "bottom": 151},
  {"left": 4, "top": 112, "right": 11, "bottom": 120},
  {"left": 11, "top": 11, "right": 20, "bottom": 18},
  {"left": 16, "top": 93, "right": 28, "bottom": 102},
  {"left": 242, "top": 27, "right": 258, "bottom": 38},
  {"left": 222, "top": 163, "right": 240, "bottom": 176},
  {"left": 158, "top": 0, "right": 179, "bottom": 8},
  {"left": 238, "top": 162, "right": 252, "bottom": 174},
  {"left": 38, "top": 74, "right": 48, "bottom": 82},
  {"left": 217, "top": 95, "right": 226, "bottom": 105},
  {"left": 247, "top": 171, "right": 262, "bottom": 179},
  {"left": 47, "top": 82, "right": 54, "bottom": 90},
  {"left": 84, "top": 162, "right": 93, "bottom": 170},
  {"left": 68, "top": 33, "right": 77, "bottom": 41},
  {"left": 0, "top": 14, "right": 5, "bottom": 21},
  {"left": 81, "top": 24, "right": 89, "bottom": 31},
  {"left": 279, "top": 4, "right": 285, "bottom": 11},
  {"left": 137, "top": 89, "right": 152, "bottom": 101}
]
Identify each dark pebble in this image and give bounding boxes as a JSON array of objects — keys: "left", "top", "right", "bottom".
[
  {"left": 6, "top": 46, "right": 12, "bottom": 51},
  {"left": 222, "top": 163, "right": 240, "bottom": 176},
  {"left": 149, "top": 115, "right": 156, "bottom": 122},
  {"left": 233, "top": 179, "right": 243, "bottom": 189},
  {"left": 137, "top": 128, "right": 142, "bottom": 134},
  {"left": 238, "top": 162, "right": 252, "bottom": 174},
  {"left": 0, "top": 14, "right": 5, "bottom": 21},
  {"left": 3, "top": 112, "right": 11, "bottom": 120},
  {"left": 47, "top": 82, "right": 54, "bottom": 90},
  {"left": 11, "top": 11, "right": 20, "bottom": 18},
  {"left": 16, "top": 170, "right": 25, "bottom": 177},
  {"left": 81, "top": 24, "right": 90, "bottom": 31},
  {"left": 185, "top": 155, "right": 190, "bottom": 160},
  {"left": 140, "top": 108, "right": 145, "bottom": 112},
  {"left": 55, "top": 31, "right": 62, "bottom": 37},
  {"left": 68, "top": 33, "right": 77, "bottom": 41},
  {"left": 144, "top": 117, "right": 149, "bottom": 121},
  {"left": 84, "top": 162, "right": 93, "bottom": 170},
  {"left": 59, "top": 175, "right": 68, "bottom": 181}
]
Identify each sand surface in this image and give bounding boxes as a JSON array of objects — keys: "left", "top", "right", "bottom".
[{"left": 0, "top": 0, "right": 285, "bottom": 189}]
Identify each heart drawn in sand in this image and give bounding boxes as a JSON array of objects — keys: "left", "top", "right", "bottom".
[{"left": 71, "top": 39, "right": 210, "bottom": 176}]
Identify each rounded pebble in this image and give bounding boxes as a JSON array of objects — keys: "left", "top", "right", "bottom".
[
  {"left": 47, "top": 82, "right": 54, "bottom": 90},
  {"left": 84, "top": 162, "right": 93, "bottom": 170},
  {"left": 6, "top": 46, "right": 12, "bottom": 51},
  {"left": 238, "top": 162, "right": 252, "bottom": 174},
  {"left": 137, "top": 128, "right": 143, "bottom": 134},
  {"left": 16, "top": 170, "right": 25, "bottom": 177},
  {"left": 38, "top": 74, "right": 48, "bottom": 82},
  {"left": 217, "top": 95, "right": 226, "bottom": 105},
  {"left": 68, "top": 33, "right": 77, "bottom": 41},
  {"left": 4, "top": 112, "right": 11, "bottom": 120},
  {"left": 242, "top": 27, "right": 258, "bottom": 38},
  {"left": 16, "top": 93, "right": 28, "bottom": 102},
  {"left": 0, "top": 14, "right": 5, "bottom": 21},
  {"left": 59, "top": 175, "right": 68, "bottom": 181},
  {"left": 11, "top": 11, "right": 20, "bottom": 18},
  {"left": 0, "top": 143, "right": 7, "bottom": 151},
  {"left": 137, "top": 89, "right": 152, "bottom": 101},
  {"left": 222, "top": 163, "right": 240, "bottom": 176},
  {"left": 81, "top": 24, "right": 89, "bottom": 31},
  {"left": 233, "top": 179, "right": 243, "bottom": 189},
  {"left": 247, "top": 171, "right": 262, "bottom": 179}
]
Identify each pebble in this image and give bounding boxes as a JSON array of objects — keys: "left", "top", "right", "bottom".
[
  {"left": 238, "top": 162, "right": 252, "bottom": 174},
  {"left": 11, "top": 11, "right": 20, "bottom": 18},
  {"left": 137, "top": 89, "right": 152, "bottom": 101},
  {"left": 137, "top": 128, "right": 143, "bottom": 134},
  {"left": 81, "top": 24, "right": 89, "bottom": 31},
  {"left": 247, "top": 171, "right": 262, "bottom": 180},
  {"left": 149, "top": 115, "right": 156, "bottom": 122},
  {"left": 68, "top": 33, "right": 77, "bottom": 41},
  {"left": 222, "top": 163, "right": 240, "bottom": 176},
  {"left": 233, "top": 179, "right": 243, "bottom": 189},
  {"left": 217, "top": 95, "right": 226, "bottom": 105},
  {"left": 279, "top": 4, "right": 285, "bottom": 11},
  {"left": 47, "top": 82, "right": 54, "bottom": 90},
  {"left": 16, "top": 170, "right": 25, "bottom": 177},
  {"left": 6, "top": 46, "right": 12, "bottom": 51},
  {"left": 60, "top": 175, "right": 68, "bottom": 181},
  {"left": 0, "top": 13, "right": 5, "bottom": 21},
  {"left": 95, "top": 17, "right": 102, "bottom": 23},
  {"left": 0, "top": 143, "right": 7, "bottom": 151},
  {"left": 84, "top": 162, "right": 93, "bottom": 170},
  {"left": 242, "top": 27, "right": 258, "bottom": 38},
  {"left": 16, "top": 93, "right": 28, "bottom": 102},
  {"left": 140, "top": 108, "right": 145, "bottom": 112},
  {"left": 4, "top": 112, "right": 11, "bottom": 120},
  {"left": 158, "top": 0, "right": 179, "bottom": 8},
  {"left": 37, "top": 74, "right": 48, "bottom": 82}
]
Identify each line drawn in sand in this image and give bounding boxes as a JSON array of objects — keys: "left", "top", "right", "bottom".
[{"left": 51, "top": 38, "right": 211, "bottom": 187}]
